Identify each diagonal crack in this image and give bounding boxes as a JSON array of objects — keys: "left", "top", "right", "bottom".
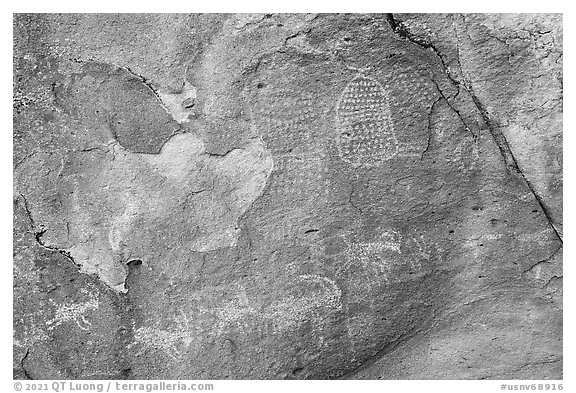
[
  {"left": 543, "top": 275, "right": 562, "bottom": 289},
  {"left": 465, "top": 85, "right": 563, "bottom": 243},
  {"left": 386, "top": 13, "right": 562, "bottom": 244},
  {"left": 386, "top": 14, "right": 475, "bottom": 140},
  {"left": 430, "top": 78, "right": 475, "bottom": 139},
  {"left": 120, "top": 65, "right": 170, "bottom": 112},
  {"left": 386, "top": 14, "right": 461, "bottom": 89}
]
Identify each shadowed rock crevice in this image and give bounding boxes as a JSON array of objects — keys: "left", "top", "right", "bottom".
[
  {"left": 20, "top": 349, "right": 33, "bottom": 380},
  {"left": 19, "top": 193, "right": 79, "bottom": 270}
]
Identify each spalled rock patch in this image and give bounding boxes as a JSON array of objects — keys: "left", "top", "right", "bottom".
[
  {"left": 54, "top": 61, "right": 180, "bottom": 154},
  {"left": 18, "top": 131, "right": 273, "bottom": 292}
]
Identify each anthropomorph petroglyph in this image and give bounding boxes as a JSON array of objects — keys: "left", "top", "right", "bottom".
[{"left": 336, "top": 73, "right": 421, "bottom": 167}]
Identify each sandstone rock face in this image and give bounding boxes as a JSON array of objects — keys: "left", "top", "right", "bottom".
[{"left": 13, "top": 13, "right": 562, "bottom": 379}]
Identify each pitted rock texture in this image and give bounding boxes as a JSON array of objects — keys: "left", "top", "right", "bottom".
[{"left": 13, "top": 13, "right": 562, "bottom": 380}]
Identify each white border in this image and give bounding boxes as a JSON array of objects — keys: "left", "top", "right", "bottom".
[{"left": 2, "top": 5, "right": 569, "bottom": 391}]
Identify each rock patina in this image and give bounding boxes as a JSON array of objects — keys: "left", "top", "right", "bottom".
[{"left": 13, "top": 13, "right": 562, "bottom": 379}]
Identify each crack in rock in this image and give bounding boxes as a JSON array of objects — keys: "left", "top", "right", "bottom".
[
  {"left": 386, "top": 13, "right": 563, "bottom": 244},
  {"left": 20, "top": 348, "right": 33, "bottom": 380}
]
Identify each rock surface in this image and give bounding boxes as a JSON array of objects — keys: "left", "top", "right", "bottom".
[{"left": 13, "top": 13, "right": 562, "bottom": 379}]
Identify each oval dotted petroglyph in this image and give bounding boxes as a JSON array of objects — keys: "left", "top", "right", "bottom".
[{"left": 336, "top": 74, "right": 400, "bottom": 166}]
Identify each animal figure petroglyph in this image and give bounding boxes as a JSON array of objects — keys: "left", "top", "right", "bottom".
[
  {"left": 130, "top": 310, "right": 197, "bottom": 361},
  {"left": 344, "top": 229, "right": 403, "bottom": 281},
  {"left": 128, "top": 227, "right": 442, "bottom": 361},
  {"left": 46, "top": 289, "right": 99, "bottom": 331},
  {"left": 129, "top": 273, "right": 343, "bottom": 360}
]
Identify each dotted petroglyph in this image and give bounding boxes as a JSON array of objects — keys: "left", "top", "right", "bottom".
[
  {"left": 336, "top": 74, "right": 399, "bottom": 166},
  {"left": 249, "top": 143, "right": 332, "bottom": 245},
  {"left": 252, "top": 83, "right": 330, "bottom": 154},
  {"left": 210, "top": 286, "right": 259, "bottom": 335},
  {"left": 267, "top": 273, "right": 343, "bottom": 335},
  {"left": 336, "top": 73, "right": 423, "bottom": 166},
  {"left": 268, "top": 147, "right": 331, "bottom": 201}
]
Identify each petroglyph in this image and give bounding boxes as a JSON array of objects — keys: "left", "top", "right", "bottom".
[
  {"left": 297, "top": 275, "right": 342, "bottom": 310},
  {"left": 344, "top": 230, "right": 403, "bottom": 280},
  {"left": 333, "top": 227, "right": 441, "bottom": 356},
  {"left": 131, "top": 310, "right": 197, "bottom": 361},
  {"left": 252, "top": 208, "right": 314, "bottom": 245},
  {"left": 451, "top": 137, "right": 480, "bottom": 171},
  {"left": 252, "top": 87, "right": 327, "bottom": 153},
  {"left": 336, "top": 74, "right": 397, "bottom": 165},
  {"left": 267, "top": 274, "right": 342, "bottom": 335},
  {"left": 336, "top": 73, "right": 422, "bottom": 166},
  {"left": 13, "top": 323, "right": 49, "bottom": 349},
  {"left": 13, "top": 13, "right": 564, "bottom": 380},
  {"left": 330, "top": 227, "right": 439, "bottom": 282},
  {"left": 210, "top": 286, "right": 259, "bottom": 335},
  {"left": 255, "top": 89, "right": 318, "bottom": 130},
  {"left": 130, "top": 275, "right": 342, "bottom": 360},
  {"left": 249, "top": 146, "right": 332, "bottom": 245},
  {"left": 46, "top": 289, "right": 99, "bottom": 331},
  {"left": 268, "top": 147, "right": 331, "bottom": 200},
  {"left": 518, "top": 228, "right": 558, "bottom": 244}
]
